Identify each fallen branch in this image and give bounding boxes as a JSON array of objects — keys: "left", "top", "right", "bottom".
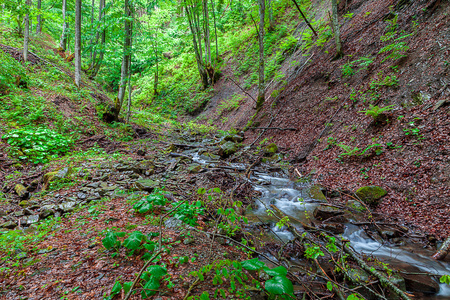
[
  {"left": 250, "top": 127, "right": 297, "bottom": 131},
  {"left": 226, "top": 76, "right": 257, "bottom": 104},
  {"left": 432, "top": 235, "right": 450, "bottom": 260}
]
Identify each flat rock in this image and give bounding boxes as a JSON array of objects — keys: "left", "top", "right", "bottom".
[
  {"left": 355, "top": 186, "right": 387, "bottom": 205},
  {"left": 313, "top": 205, "right": 344, "bottom": 221},
  {"left": 0, "top": 221, "right": 17, "bottom": 229},
  {"left": 135, "top": 179, "right": 159, "bottom": 192}
]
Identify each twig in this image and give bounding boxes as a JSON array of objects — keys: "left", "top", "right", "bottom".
[
  {"left": 250, "top": 127, "right": 297, "bottom": 131},
  {"left": 226, "top": 76, "right": 257, "bottom": 103}
]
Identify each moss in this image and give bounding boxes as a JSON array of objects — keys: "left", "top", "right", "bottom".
[
  {"left": 264, "top": 143, "right": 278, "bottom": 155},
  {"left": 355, "top": 186, "right": 387, "bottom": 205},
  {"left": 309, "top": 185, "right": 327, "bottom": 202},
  {"left": 43, "top": 171, "right": 58, "bottom": 186}
]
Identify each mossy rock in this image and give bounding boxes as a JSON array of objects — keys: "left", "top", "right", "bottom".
[
  {"left": 14, "top": 184, "right": 29, "bottom": 199},
  {"left": 219, "top": 141, "right": 238, "bottom": 158},
  {"left": 264, "top": 143, "right": 278, "bottom": 155},
  {"left": 19, "top": 200, "right": 30, "bottom": 207},
  {"left": 355, "top": 186, "right": 387, "bottom": 205},
  {"left": 309, "top": 185, "right": 327, "bottom": 202}
]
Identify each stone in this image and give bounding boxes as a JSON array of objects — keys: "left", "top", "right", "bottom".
[
  {"left": 27, "top": 179, "right": 39, "bottom": 192},
  {"left": 15, "top": 184, "right": 29, "bottom": 199},
  {"left": 58, "top": 202, "right": 77, "bottom": 213},
  {"left": 403, "top": 273, "right": 439, "bottom": 294},
  {"left": 77, "top": 192, "right": 87, "bottom": 200},
  {"left": 135, "top": 160, "right": 154, "bottom": 175},
  {"left": 18, "top": 200, "right": 30, "bottom": 207},
  {"left": 387, "top": 275, "right": 406, "bottom": 300},
  {"left": 21, "top": 215, "right": 39, "bottom": 225},
  {"left": 318, "top": 222, "right": 345, "bottom": 234},
  {"left": 165, "top": 217, "right": 187, "bottom": 229},
  {"left": 264, "top": 143, "right": 278, "bottom": 155},
  {"left": 135, "top": 179, "right": 160, "bottom": 192},
  {"left": 433, "top": 99, "right": 449, "bottom": 111},
  {"left": 218, "top": 141, "right": 238, "bottom": 158},
  {"left": 309, "top": 185, "right": 327, "bottom": 202},
  {"left": 39, "top": 205, "right": 56, "bottom": 219},
  {"left": 188, "top": 164, "right": 202, "bottom": 174},
  {"left": 0, "top": 221, "right": 17, "bottom": 229},
  {"left": 313, "top": 205, "right": 344, "bottom": 221},
  {"left": 14, "top": 211, "right": 24, "bottom": 217},
  {"left": 347, "top": 268, "right": 370, "bottom": 283},
  {"left": 355, "top": 186, "right": 387, "bottom": 205},
  {"left": 183, "top": 238, "right": 195, "bottom": 245},
  {"left": 346, "top": 200, "right": 366, "bottom": 211},
  {"left": 224, "top": 134, "right": 243, "bottom": 143},
  {"left": 86, "top": 182, "right": 100, "bottom": 188}
]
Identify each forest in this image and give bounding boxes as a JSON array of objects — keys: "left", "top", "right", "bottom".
[{"left": 0, "top": 0, "right": 449, "bottom": 299}]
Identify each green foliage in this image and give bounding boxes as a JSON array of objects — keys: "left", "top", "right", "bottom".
[
  {"left": 0, "top": 48, "right": 26, "bottom": 92},
  {"left": 370, "top": 74, "right": 399, "bottom": 88},
  {"left": 440, "top": 275, "right": 450, "bottom": 285},
  {"left": 341, "top": 56, "right": 374, "bottom": 77},
  {"left": 304, "top": 244, "right": 325, "bottom": 260},
  {"left": 133, "top": 192, "right": 167, "bottom": 214},
  {"left": 358, "top": 105, "right": 395, "bottom": 119},
  {"left": 403, "top": 122, "right": 421, "bottom": 136},
  {"left": 173, "top": 200, "right": 204, "bottom": 226},
  {"left": 216, "top": 94, "right": 244, "bottom": 115},
  {"left": 2, "top": 127, "right": 73, "bottom": 164},
  {"left": 337, "top": 143, "right": 360, "bottom": 157}
]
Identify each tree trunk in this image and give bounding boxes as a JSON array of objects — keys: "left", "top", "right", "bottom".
[
  {"left": 331, "top": 0, "right": 343, "bottom": 58},
  {"left": 432, "top": 236, "right": 450, "bottom": 260},
  {"left": 23, "top": 0, "right": 31, "bottom": 62},
  {"left": 210, "top": 0, "right": 219, "bottom": 59},
  {"left": 91, "top": 0, "right": 105, "bottom": 78},
  {"left": 126, "top": 54, "right": 132, "bottom": 123},
  {"left": 153, "top": 32, "right": 158, "bottom": 96},
  {"left": 90, "top": 0, "right": 95, "bottom": 62},
  {"left": 74, "top": 0, "right": 82, "bottom": 87},
  {"left": 291, "top": 0, "right": 317, "bottom": 36},
  {"left": 60, "top": 0, "right": 67, "bottom": 51},
  {"left": 116, "top": 0, "right": 132, "bottom": 119},
  {"left": 267, "top": 0, "right": 274, "bottom": 31},
  {"left": 202, "top": 0, "right": 211, "bottom": 66},
  {"left": 90, "top": 0, "right": 103, "bottom": 70},
  {"left": 256, "top": 0, "right": 265, "bottom": 110},
  {"left": 36, "top": 0, "right": 42, "bottom": 34}
]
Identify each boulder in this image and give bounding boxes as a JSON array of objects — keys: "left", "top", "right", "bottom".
[
  {"left": 403, "top": 273, "right": 439, "bottom": 294},
  {"left": 15, "top": 184, "right": 29, "bottom": 199},
  {"left": 313, "top": 205, "right": 344, "bottom": 221},
  {"left": 263, "top": 143, "right": 278, "bottom": 155},
  {"left": 58, "top": 201, "right": 77, "bottom": 213},
  {"left": 39, "top": 205, "right": 56, "bottom": 219},
  {"left": 309, "top": 185, "right": 327, "bottom": 202},
  {"left": 21, "top": 215, "right": 40, "bottom": 225},
  {"left": 219, "top": 141, "right": 238, "bottom": 158},
  {"left": 355, "top": 186, "right": 387, "bottom": 205},
  {"left": 135, "top": 179, "right": 159, "bottom": 192},
  {"left": 224, "top": 134, "right": 243, "bottom": 143},
  {"left": 0, "top": 221, "right": 17, "bottom": 229}
]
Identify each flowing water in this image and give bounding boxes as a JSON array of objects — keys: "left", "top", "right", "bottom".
[{"left": 187, "top": 150, "right": 450, "bottom": 298}]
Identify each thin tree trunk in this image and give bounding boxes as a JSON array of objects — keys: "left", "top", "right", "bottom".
[
  {"left": 60, "top": 0, "right": 67, "bottom": 51},
  {"left": 90, "top": 0, "right": 104, "bottom": 70},
  {"left": 91, "top": 0, "right": 105, "bottom": 77},
  {"left": 90, "top": 0, "right": 95, "bottom": 62},
  {"left": 36, "top": 0, "right": 42, "bottom": 34},
  {"left": 210, "top": 0, "right": 218, "bottom": 60},
  {"left": 291, "top": 0, "right": 317, "bottom": 36},
  {"left": 202, "top": 0, "right": 211, "bottom": 65},
  {"left": 116, "top": 0, "right": 132, "bottom": 119},
  {"left": 126, "top": 52, "right": 132, "bottom": 122},
  {"left": 256, "top": 0, "right": 265, "bottom": 109},
  {"left": 331, "top": 0, "right": 343, "bottom": 57},
  {"left": 186, "top": 4, "right": 208, "bottom": 88},
  {"left": 23, "top": 0, "right": 31, "bottom": 62},
  {"left": 153, "top": 32, "right": 158, "bottom": 96},
  {"left": 74, "top": 0, "right": 82, "bottom": 87},
  {"left": 267, "top": 0, "right": 274, "bottom": 31}
]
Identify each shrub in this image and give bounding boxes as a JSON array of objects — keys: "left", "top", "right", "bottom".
[
  {"left": 2, "top": 127, "right": 73, "bottom": 164},
  {"left": 358, "top": 105, "right": 395, "bottom": 120}
]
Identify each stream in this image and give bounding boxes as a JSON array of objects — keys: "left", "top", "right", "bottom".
[{"left": 187, "top": 149, "right": 450, "bottom": 298}]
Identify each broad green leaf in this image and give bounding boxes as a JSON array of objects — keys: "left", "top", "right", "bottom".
[
  {"left": 263, "top": 266, "right": 288, "bottom": 277},
  {"left": 241, "top": 258, "right": 265, "bottom": 271},
  {"left": 327, "top": 281, "right": 333, "bottom": 291},
  {"left": 265, "top": 276, "right": 294, "bottom": 296},
  {"left": 123, "top": 281, "right": 133, "bottom": 294},
  {"left": 102, "top": 232, "right": 120, "bottom": 250},
  {"left": 123, "top": 231, "right": 145, "bottom": 250},
  {"left": 141, "top": 276, "right": 160, "bottom": 298},
  {"left": 146, "top": 265, "right": 167, "bottom": 279}
]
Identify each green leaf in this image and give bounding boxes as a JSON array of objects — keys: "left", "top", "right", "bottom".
[
  {"left": 102, "top": 232, "right": 120, "bottom": 250},
  {"left": 440, "top": 275, "right": 450, "bottom": 285},
  {"left": 123, "top": 231, "right": 145, "bottom": 250},
  {"left": 327, "top": 281, "right": 333, "bottom": 291},
  {"left": 241, "top": 258, "right": 265, "bottom": 271},
  {"left": 141, "top": 276, "right": 160, "bottom": 298},
  {"left": 146, "top": 265, "right": 167, "bottom": 279},
  {"left": 123, "top": 281, "right": 133, "bottom": 294},
  {"left": 263, "top": 266, "right": 288, "bottom": 277},
  {"left": 109, "top": 281, "right": 122, "bottom": 298},
  {"left": 265, "top": 276, "right": 294, "bottom": 296}
]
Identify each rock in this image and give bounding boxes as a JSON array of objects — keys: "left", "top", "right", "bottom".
[
  {"left": 135, "top": 179, "right": 159, "bottom": 192},
  {"left": 318, "top": 222, "right": 345, "bottom": 234},
  {"left": 21, "top": 215, "right": 39, "bottom": 225},
  {"left": 43, "top": 171, "right": 58, "bottom": 186},
  {"left": 264, "top": 143, "right": 278, "bottom": 155},
  {"left": 18, "top": 200, "right": 30, "bottom": 207},
  {"left": 377, "top": 226, "right": 400, "bottom": 239},
  {"left": 219, "top": 141, "right": 238, "bottom": 158},
  {"left": 27, "top": 179, "right": 39, "bottom": 192},
  {"left": 387, "top": 275, "right": 406, "bottom": 300},
  {"left": 183, "top": 238, "right": 195, "bottom": 245},
  {"left": 58, "top": 202, "right": 77, "bottom": 213},
  {"left": 135, "top": 160, "right": 154, "bottom": 175},
  {"left": 86, "top": 182, "right": 100, "bottom": 188},
  {"left": 203, "top": 152, "right": 220, "bottom": 160},
  {"left": 355, "top": 186, "right": 387, "bottom": 205},
  {"left": 346, "top": 200, "right": 366, "bottom": 211},
  {"left": 309, "top": 185, "right": 327, "bottom": 202},
  {"left": 15, "top": 184, "right": 29, "bottom": 199},
  {"left": 43, "top": 167, "right": 73, "bottom": 188},
  {"left": 77, "top": 192, "right": 87, "bottom": 200},
  {"left": 224, "top": 134, "right": 243, "bottom": 143},
  {"left": 15, "top": 251, "right": 27, "bottom": 259},
  {"left": 188, "top": 164, "right": 202, "bottom": 174},
  {"left": 433, "top": 99, "right": 449, "bottom": 111},
  {"left": 164, "top": 217, "right": 184, "bottom": 229},
  {"left": 14, "top": 211, "right": 24, "bottom": 217},
  {"left": 23, "top": 208, "right": 33, "bottom": 216},
  {"left": 39, "top": 205, "right": 55, "bottom": 219},
  {"left": 0, "top": 221, "right": 17, "bottom": 229},
  {"left": 403, "top": 273, "right": 439, "bottom": 294},
  {"left": 347, "top": 268, "right": 370, "bottom": 283},
  {"left": 313, "top": 205, "right": 344, "bottom": 221}
]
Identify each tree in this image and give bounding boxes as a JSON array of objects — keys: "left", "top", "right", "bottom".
[
  {"left": 331, "top": 0, "right": 343, "bottom": 58},
  {"left": 23, "top": 0, "right": 31, "bottom": 62},
  {"left": 74, "top": 0, "right": 81, "bottom": 87},
  {"left": 256, "top": 0, "right": 265, "bottom": 110},
  {"left": 60, "top": 0, "right": 68, "bottom": 51},
  {"left": 90, "top": 0, "right": 106, "bottom": 78},
  {"left": 115, "top": 0, "right": 133, "bottom": 119},
  {"left": 267, "top": 0, "right": 274, "bottom": 31},
  {"left": 36, "top": 0, "right": 42, "bottom": 34}
]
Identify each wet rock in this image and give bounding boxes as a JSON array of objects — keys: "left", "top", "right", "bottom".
[
  {"left": 403, "top": 273, "right": 439, "bottom": 294},
  {"left": 264, "top": 143, "right": 278, "bottom": 155},
  {"left": 0, "top": 220, "right": 17, "bottom": 229},
  {"left": 135, "top": 179, "right": 159, "bottom": 192},
  {"left": 387, "top": 275, "right": 406, "bottom": 300},
  {"left": 355, "top": 186, "right": 387, "bottom": 205},
  {"left": 313, "top": 205, "right": 344, "bottom": 221},
  {"left": 318, "top": 222, "right": 345, "bottom": 234},
  {"left": 347, "top": 268, "right": 370, "bottom": 283},
  {"left": 309, "top": 185, "right": 327, "bottom": 202},
  {"left": 219, "top": 141, "right": 238, "bottom": 158},
  {"left": 224, "top": 134, "right": 243, "bottom": 143},
  {"left": 377, "top": 226, "right": 400, "bottom": 239},
  {"left": 15, "top": 184, "right": 29, "bottom": 199},
  {"left": 346, "top": 200, "right": 366, "bottom": 211},
  {"left": 203, "top": 152, "right": 220, "bottom": 160}
]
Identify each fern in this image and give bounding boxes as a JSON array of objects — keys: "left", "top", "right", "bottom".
[{"left": 358, "top": 105, "right": 395, "bottom": 119}]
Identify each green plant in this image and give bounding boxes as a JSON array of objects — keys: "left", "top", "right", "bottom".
[
  {"left": 2, "top": 127, "right": 73, "bottom": 164},
  {"left": 358, "top": 105, "right": 395, "bottom": 119},
  {"left": 403, "top": 122, "right": 421, "bottom": 136},
  {"left": 173, "top": 200, "right": 204, "bottom": 226},
  {"left": 337, "top": 143, "right": 360, "bottom": 157},
  {"left": 378, "top": 39, "right": 410, "bottom": 63},
  {"left": 133, "top": 192, "right": 167, "bottom": 214},
  {"left": 370, "top": 74, "right": 399, "bottom": 88},
  {"left": 440, "top": 275, "right": 450, "bottom": 285}
]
